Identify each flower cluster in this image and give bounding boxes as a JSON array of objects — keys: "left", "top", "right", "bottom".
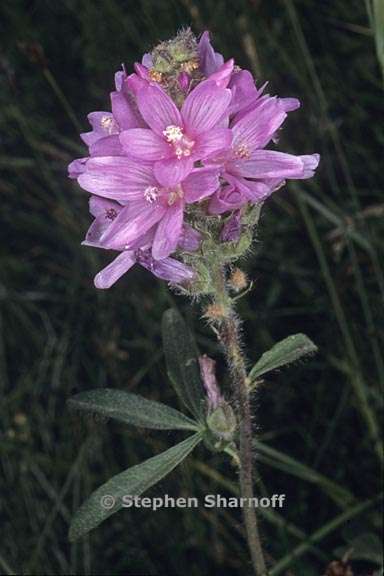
[{"left": 69, "top": 29, "right": 319, "bottom": 289}]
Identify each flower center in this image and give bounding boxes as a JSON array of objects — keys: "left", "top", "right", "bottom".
[
  {"left": 167, "top": 184, "right": 184, "bottom": 206},
  {"left": 163, "top": 125, "right": 195, "bottom": 159},
  {"left": 234, "top": 143, "right": 250, "bottom": 159},
  {"left": 144, "top": 186, "right": 160, "bottom": 203},
  {"left": 163, "top": 125, "right": 183, "bottom": 142},
  {"left": 105, "top": 208, "right": 118, "bottom": 220},
  {"left": 100, "top": 115, "right": 118, "bottom": 135}
]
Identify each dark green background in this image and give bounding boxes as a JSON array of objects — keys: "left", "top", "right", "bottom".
[{"left": 1, "top": 1, "right": 383, "bottom": 574}]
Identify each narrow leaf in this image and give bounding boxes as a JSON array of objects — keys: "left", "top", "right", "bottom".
[
  {"left": 162, "top": 309, "right": 205, "bottom": 421},
  {"left": 69, "top": 433, "right": 202, "bottom": 541},
  {"left": 68, "top": 388, "right": 199, "bottom": 431},
  {"left": 249, "top": 333, "right": 317, "bottom": 382}
]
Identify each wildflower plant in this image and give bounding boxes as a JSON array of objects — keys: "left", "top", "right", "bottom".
[{"left": 68, "top": 29, "right": 319, "bottom": 575}]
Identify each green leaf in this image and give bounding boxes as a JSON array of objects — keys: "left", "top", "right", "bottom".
[
  {"left": 69, "top": 432, "right": 202, "bottom": 541},
  {"left": 162, "top": 309, "right": 205, "bottom": 421},
  {"left": 249, "top": 333, "right": 318, "bottom": 382},
  {"left": 68, "top": 388, "right": 199, "bottom": 431}
]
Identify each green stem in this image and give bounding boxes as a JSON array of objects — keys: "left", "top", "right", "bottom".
[{"left": 209, "top": 264, "right": 267, "bottom": 576}]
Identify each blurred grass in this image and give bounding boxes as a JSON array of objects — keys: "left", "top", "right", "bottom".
[{"left": 0, "top": 0, "right": 383, "bottom": 575}]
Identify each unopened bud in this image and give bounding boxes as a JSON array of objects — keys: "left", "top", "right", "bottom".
[
  {"left": 199, "top": 355, "right": 221, "bottom": 410},
  {"left": 228, "top": 268, "right": 248, "bottom": 292},
  {"left": 204, "top": 303, "right": 226, "bottom": 321},
  {"left": 151, "top": 28, "right": 198, "bottom": 74},
  {"left": 177, "top": 71, "right": 191, "bottom": 93},
  {"left": 221, "top": 210, "right": 241, "bottom": 243}
]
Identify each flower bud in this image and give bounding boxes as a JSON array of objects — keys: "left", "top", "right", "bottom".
[
  {"left": 220, "top": 210, "right": 242, "bottom": 243},
  {"left": 151, "top": 29, "right": 198, "bottom": 75},
  {"left": 199, "top": 355, "right": 221, "bottom": 410},
  {"left": 207, "top": 402, "right": 237, "bottom": 442},
  {"left": 203, "top": 303, "right": 227, "bottom": 321},
  {"left": 228, "top": 268, "right": 248, "bottom": 292},
  {"left": 177, "top": 71, "right": 191, "bottom": 93}
]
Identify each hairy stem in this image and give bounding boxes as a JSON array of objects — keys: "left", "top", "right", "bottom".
[{"left": 209, "top": 265, "right": 267, "bottom": 576}]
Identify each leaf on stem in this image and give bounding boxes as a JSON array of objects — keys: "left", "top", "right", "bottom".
[
  {"left": 249, "top": 333, "right": 317, "bottom": 382},
  {"left": 68, "top": 388, "right": 199, "bottom": 431},
  {"left": 162, "top": 308, "right": 205, "bottom": 421},
  {"left": 69, "top": 432, "right": 202, "bottom": 541}
]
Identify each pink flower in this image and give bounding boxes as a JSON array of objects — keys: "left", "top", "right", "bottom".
[
  {"left": 94, "top": 246, "right": 196, "bottom": 290},
  {"left": 68, "top": 30, "right": 320, "bottom": 289},
  {"left": 208, "top": 95, "right": 320, "bottom": 213},
  {"left": 78, "top": 158, "right": 220, "bottom": 259},
  {"left": 83, "top": 196, "right": 196, "bottom": 289},
  {"left": 76, "top": 69, "right": 145, "bottom": 160},
  {"left": 119, "top": 80, "right": 232, "bottom": 186}
]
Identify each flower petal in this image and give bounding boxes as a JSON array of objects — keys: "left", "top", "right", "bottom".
[
  {"left": 228, "top": 150, "right": 305, "bottom": 179},
  {"left": 220, "top": 210, "right": 242, "bottom": 242},
  {"left": 208, "top": 183, "right": 246, "bottom": 214},
  {"left": 228, "top": 70, "right": 260, "bottom": 116},
  {"left": 151, "top": 257, "right": 195, "bottom": 283},
  {"left": 114, "top": 70, "right": 126, "bottom": 91},
  {"left": 154, "top": 157, "right": 194, "bottom": 187},
  {"left": 89, "top": 196, "right": 122, "bottom": 218},
  {"left": 119, "top": 128, "right": 172, "bottom": 161},
  {"left": 94, "top": 251, "right": 137, "bottom": 289},
  {"left": 89, "top": 135, "right": 123, "bottom": 157},
  {"left": 296, "top": 154, "right": 320, "bottom": 178},
  {"left": 83, "top": 218, "right": 113, "bottom": 248},
  {"left": 142, "top": 53, "right": 153, "bottom": 67},
  {"left": 68, "top": 157, "right": 87, "bottom": 179},
  {"left": 125, "top": 73, "right": 148, "bottom": 96},
  {"left": 152, "top": 202, "right": 184, "bottom": 260},
  {"left": 139, "top": 253, "right": 194, "bottom": 283},
  {"left": 208, "top": 59, "right": 234, "bottom": 89},
  {"left": 193, "top": 128, "right": 232, "bottom": 160},
  {"left": 83, "top": 198, "right": 124, "bottom": 250},
  {"left": 78, "top": 157, "right": 157, "bottom": 201},
  {"left": 110, "top": 91, "right": 142, "bottom": 129},
  {"left": 87, "top": 111, "right": 117, "bottom": 132},
  {"left": 134, "top": 62, "right": 150, "bottom": 79},
  {"left": 234, "top": 178, "right": 275, "bottom": 202},
  {"left": 181, "top": 80, "right": 231, "bottom": 136},
  {"left": 279, "top": 98, "right": 301, "bottom": 112},
  {"left": 198, "top": 31, "right": 224, "bottom": 76},
  {"left": 136, "top": 84, "right": 182, "bottom": 135},
  {"left": 178, "top": 225, "right": 201, "bottom": 251},
  {"left": 183, "top": 167, "right": 220, "bottom": 203},
  {"left": 81, "top": 112, "right": 119, "bottom": 146},
  {"left": 101, "top": 201, "right": 166, "bottom": 250},
  {"left": 231, "top": 97, "right": 287, "bottom": 151}
]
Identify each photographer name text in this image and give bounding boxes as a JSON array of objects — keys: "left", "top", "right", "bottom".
[{"left": 100, "top": 493, "right": 286, "bottom": 511}]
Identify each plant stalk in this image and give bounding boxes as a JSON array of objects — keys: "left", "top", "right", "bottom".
[{"left": 208, "top": 264, "right": 267, "bottom": 576}]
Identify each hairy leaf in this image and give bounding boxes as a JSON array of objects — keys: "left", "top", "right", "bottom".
[
  {"left": 249, "top": 333, "right": 317, "bottom": 382},
  {"left": 69, "top": 433, "right": 202, "bottom": 541},
  {"left": 68, "top": 388, "right": 199, "bottom": 431}
]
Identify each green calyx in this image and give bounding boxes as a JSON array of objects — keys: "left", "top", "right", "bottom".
[
  {"left": 207, "top": 402, "right": 237, "bottom": 442},
  {"left": 177, "top": 204, "right": 263, "bottom": 297},
  {"left": 202, "top": 402, "right": 237, "bottom": 453}
]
